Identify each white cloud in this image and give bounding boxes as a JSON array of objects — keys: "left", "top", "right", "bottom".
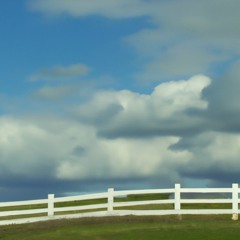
[
  {"left": 151, "top": 75, "right": 210, "bottom": 114},
  {"left": 0, "top": 117, "right": 56, "bottom": 178},
  {"left": 0, "top": 75, "right": 209, "bottom": 190},
  {"left": 0, "top": 115, "right": 190, "bottom": 187},
  {"left": 0, "top": 116, "right": 95, "bottom": 179},
  {"left": 75, "top": 75, "right": 211, "bottom": 138},
  {"left": 175, "top": 131, "right": 240, "bottom": 185},
  {"left": 30, "top": 63, "right": 90, "bottom": 81},
  {"left": 56, "top": 136, "right": 191, "bottom": 181},
  {"left": 2, "top": 72, "right": 240, "bottom": 196}
]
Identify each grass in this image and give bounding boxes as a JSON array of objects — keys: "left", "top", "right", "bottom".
[
  {"left": 115, "top": 193, "right": 170, "bottom": 201},
  {"left": 0, "top": 215, "right": 240, "bottom": 239},
  {"left": 0, "top": 194, "right": 239, "bottom": 239}
]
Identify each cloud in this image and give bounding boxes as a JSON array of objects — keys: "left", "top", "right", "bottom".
[
  {"left": 6, "top": 0, "right": 238, "bottom": 199},
  {"left": 2, "top": 72, "right": 240, "bottom": 199},
  {"left": 0, "top": 75, "right": 208, "bottom": 199},
  {"left": 173, "top": 131, "right": 240, "bottom": 186},
  {"left": 0, "top": 117, "right": 58, "bottom": 179},
  {"left": 29, "top": 0, "right": 240, "bottom": 85},
  {"left": 74, "top": 75, "right": 211, "bottom": 138},
  {"left": 0, "top": 116, "right": 96, "bottom": 199},
  {"left": 55, "top": 136, "right": 189, "bottom": 181},
  {"left": 29, "top": 63, "right": 90, "bottom": 81},
  {"left": 131, "top": 40, "right": 229, "bottom": 83},
  {"left": 125, "top": 0, "right": 240, "bottom": 82},
  {"left": 202, "top": 60, "right": 240, "bottom": 132},
  {"left": 32, "top": 85, "right": 75, "bottom": 100},
  {"left": 0, "top": 114, "right": 189, "bottom": 199},
  {"left": 28, "top": 0, "right": 150, "bottom": 19}
]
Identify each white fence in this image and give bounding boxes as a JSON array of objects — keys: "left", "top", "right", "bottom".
[{"left": 0, "top": 183, "right": 239, "bottom": 225}]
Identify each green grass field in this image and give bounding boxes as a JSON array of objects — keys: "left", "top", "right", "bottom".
[
  {"left": 0, "top": 215, "right": 240, "bottom": 240},
  {"left": 0, "top": 193, "right": 239, "bottom": 239}
]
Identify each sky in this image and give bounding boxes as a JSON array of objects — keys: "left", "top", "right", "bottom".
[{"left": 1, "top": 0, "right": 240, "bottom": 201}]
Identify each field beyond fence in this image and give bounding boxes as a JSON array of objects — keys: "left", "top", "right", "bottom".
[{"left": 0, "top": 183, "right": 239, "bottom": 225}]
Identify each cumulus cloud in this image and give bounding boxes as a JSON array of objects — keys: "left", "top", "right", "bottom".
[
  {"left": 0, "top": 116, "right": 96, "bottom": 199},
  {"left": 173, "top": 131, "right": 240, "bottom": 186},
  {"left": 74, "top": 75, "right": 211, "bottom": 138},
  {"left": 0, "top": 75, "right": 210, "bottom": 199},
  {"left": 0, "top": 117, "right": 58, "bottom": 179},
  {"left": 2, "top": 72, "right": 240, "bottom": 199},
  {"left": 55, "top": 136, "right": 190, "bottom": 181},
  {"left": 29, "top": 63, "right": 90, "bottom": 81},
  {"left": 0, "top": 114, "right": 190, "bottom": 200}
]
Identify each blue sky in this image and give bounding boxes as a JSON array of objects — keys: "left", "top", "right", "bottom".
[{"left": 1, "top": 0, "right": 240, "bottom": 201}]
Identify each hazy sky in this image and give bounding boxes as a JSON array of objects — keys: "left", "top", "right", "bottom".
[{"left": 1, "top": 0, "right": 240, "bottom": 201}]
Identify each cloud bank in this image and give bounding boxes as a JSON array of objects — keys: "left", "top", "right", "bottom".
[{"left": 2, "top": 74, "right": 240, "bottom": 199}]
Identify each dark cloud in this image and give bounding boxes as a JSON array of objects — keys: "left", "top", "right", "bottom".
[
  {"left": 98, "top": 111, "right": 209, "bottom": 139},
  {"left": 76, "top": 103, "right": 124, "bottom": 126},
  {"left": 0, "top": 176, "right": 162, "bottom": 201},
  {"left": 180, "top": 166, "right": 240, "bottom": 187},
  {"left": 203, "top": 60, "right": 240, "bottom": 132},
  {"left": 72, "top": 146, "right": 86, "bottom": 156}
]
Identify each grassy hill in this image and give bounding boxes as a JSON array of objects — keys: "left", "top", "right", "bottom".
[
  {"left": 0, "top": 215, "right": 240, "bottom": 240},
  {"left": 0, "top": 193, "right": 239, "bottom": 239}
]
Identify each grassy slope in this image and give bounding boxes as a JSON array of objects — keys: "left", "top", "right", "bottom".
[
  {"left": 0, "top": 215, "right": 240, "bottom": 240},
  {"left": 0, "top": 193, "right": 239, "bottom": 239}
]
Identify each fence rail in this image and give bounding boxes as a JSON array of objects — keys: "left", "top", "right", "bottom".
[{"left": 0, "top": 183, "right": 239, "bottom": 225}]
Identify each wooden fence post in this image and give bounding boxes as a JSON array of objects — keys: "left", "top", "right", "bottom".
[
  {"left": 175, "top": 184, "right": 181, "bottom": 218},
  {"left": 48, "top": 194, "right": 55, "bottom": 217},
  {"left": 107, "top": 188, "right": 114, "bottom": 213},
  {"left": 232, "top": 183, "right": 238, "bottom": 220}
]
